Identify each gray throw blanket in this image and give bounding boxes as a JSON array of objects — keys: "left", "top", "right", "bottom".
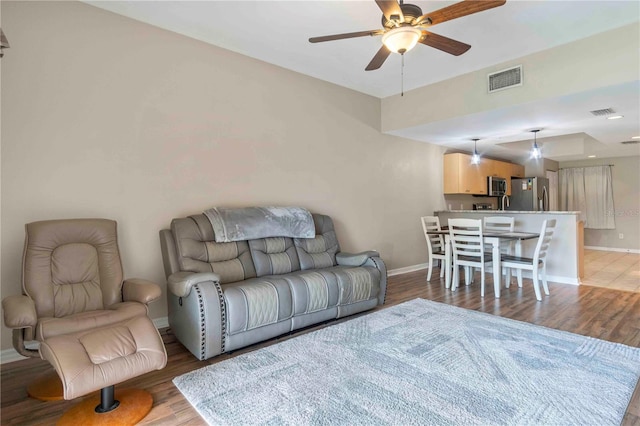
[{"left": 204, "top": 206, "right": 316, "bottom": 243}]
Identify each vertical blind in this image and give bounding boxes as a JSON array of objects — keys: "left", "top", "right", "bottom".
[{"left": 559, "top": 165, "right": 615, "bottom": 229}]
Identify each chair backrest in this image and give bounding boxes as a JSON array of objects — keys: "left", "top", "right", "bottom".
[
  {"left": 448, "top": 218, "right": 484, "bottom": 260},
  {"left": 534, "top": 219, "right": 556, "bottom": 262},
  {"left": 483, "top": 216, "right": 515, "bottom": 233},
  {"left": 420, "top": 216, "right": 444, "bottom": 255},
  {"left": 23, "top": 219, "right": 124, "bottom": 319}
]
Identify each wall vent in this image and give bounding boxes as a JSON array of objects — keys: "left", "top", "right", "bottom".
[
  {"left": 590, "top": 108, "right": 616, "bottom": 116},
  {"left": 621, "top": 140, "right": 639, "bottom": 145},
  {"left": 488, "top": 65, "right": 522, "bottom": 93}
]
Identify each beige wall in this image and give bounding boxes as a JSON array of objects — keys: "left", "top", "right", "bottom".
[
  {"left": 559, "top": 156, "right": 640, "bottom": 251},
  {"left": 0, "top": 1, "right": 447, "bottom": 351}
]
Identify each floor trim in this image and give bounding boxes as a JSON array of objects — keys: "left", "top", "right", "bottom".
[
  {"left": 388, "top": 263, "right": 428, "bottom": 276},
  {"left": 585, "top": 246, "right": 640, "bottom": 254}
]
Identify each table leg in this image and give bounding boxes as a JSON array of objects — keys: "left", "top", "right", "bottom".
[{"left": 492, "top": 239, "right": 501, "bottom": 298}]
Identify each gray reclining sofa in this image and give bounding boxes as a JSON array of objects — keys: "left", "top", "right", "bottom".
[{"left": 159, "top": 210, "right": 387, "bottom": 360}]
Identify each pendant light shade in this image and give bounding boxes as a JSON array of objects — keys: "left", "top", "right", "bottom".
[
  {"left": 471, "top": 138, "right": 481, "bottom": 164},
  {"left": 530, "top": 130, "right": 542, "bottom": 159}
]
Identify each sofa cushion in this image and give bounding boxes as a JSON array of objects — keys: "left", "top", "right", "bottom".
[
  {"left": 295, "top": 214, "right": 339, "bottom": 270},
  {"left": 273, "top": 270, "right": 339, "bottom": 316},
  {"left": 171, "top": 215, "right": 256, "bottom": 283},
  {"left": 249, "top": 237, "right": 301, "bottom": 277},
  {"left": 221, "top": 278, "right": 293, "bottom": 335},
  {"left": 323, "top": 266, "right": 381, "bottom": 306}
]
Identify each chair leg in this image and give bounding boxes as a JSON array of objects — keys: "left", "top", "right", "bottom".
[
  {"left": 541, "top": 265, "right": 550, "bottom": 295},
  {"left": 439, "top": 261, "right": 445, "bottom": 277},
  {"left": 426, "top": 260, "right": 433, "bottom": 281},
  {"left": 532, "top": 269, "right": 542, "bottom": 301},
  {"left": 480, "top": 265, "right": 485, "bottom": 297},
  {"left": 504, "top": 268, "right": 511, "bottom": 288},
  {"left": 464, "top": 267, "right": 471, "bottom": 286},
  {"left": 452, "top": 263, "right": 459, "bottom": 291}
]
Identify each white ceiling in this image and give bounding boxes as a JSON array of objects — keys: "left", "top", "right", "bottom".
[{"left": 86, "top": 0, "right": 640, "bottom": 162}]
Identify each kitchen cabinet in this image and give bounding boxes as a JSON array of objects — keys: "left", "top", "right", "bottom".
[
  {"left": 444, "top": 153, "right": 523, "bottom": 196},
  {"left": 443, "top": 153, "right": 487, "bottom": 195},
  {"left": 510, "top": 163, "right": 525, "bottom": 178}
]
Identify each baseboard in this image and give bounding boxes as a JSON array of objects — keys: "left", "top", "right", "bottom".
[
  {"left": 388, "top": 263, "right": 428, "bottom": 276},
  {"left": 387, "top": 263, "right": 581, "bottom": 286},
  {"left": 153, "top": 316, "right": 170, "bottom": 329},
  {"left": 585, "top": 246, "right": 640, "bottom": 254},
  {"left": 1, "top": 316, "right": 170, "bottom": 365}
]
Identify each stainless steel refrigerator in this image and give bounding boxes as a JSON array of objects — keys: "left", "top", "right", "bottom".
[{"left": 507, "top": 177, "right": 549, "bottom": 211}]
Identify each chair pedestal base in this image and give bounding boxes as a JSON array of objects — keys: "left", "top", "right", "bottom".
[
  {"left": 27, "top": 371, "right": 63, "bottom": 401},
  {"left": 58, "top": 388, "right": 153, "bottom": 426}
]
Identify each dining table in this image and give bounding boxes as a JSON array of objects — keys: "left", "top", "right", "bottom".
[{"left": 426, "top": 229, "right": 539, "bottom": 297}]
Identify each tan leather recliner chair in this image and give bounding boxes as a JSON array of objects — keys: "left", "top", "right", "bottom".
[{"left": 2, "top": 219, "right": 167, "bottom": 424}]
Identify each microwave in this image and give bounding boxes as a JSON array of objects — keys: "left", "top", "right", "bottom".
[{"left": 488, "top": 176, "right": 507, "bottom": 196}]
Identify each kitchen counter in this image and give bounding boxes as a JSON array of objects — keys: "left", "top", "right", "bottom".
[{"left": 435, "top": 210, "right": 582, "bottom": 285}]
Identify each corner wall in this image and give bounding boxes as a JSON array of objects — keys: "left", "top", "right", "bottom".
[{"left": 0, "top": 1, "right": 446, "bottom": 351}]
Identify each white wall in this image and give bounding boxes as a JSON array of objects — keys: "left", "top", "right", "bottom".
[
  {"left": 381, "top": 23, "right": 639, "bottom": 132},
  {"left": 0, "top": 1, "right": 447, "bottom": 351}
]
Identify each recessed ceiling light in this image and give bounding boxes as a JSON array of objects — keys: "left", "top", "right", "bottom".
[
  {"left": 607, "top": 115, "right": 624, "bottom": 120},
  {"left": 587, "top": 155, "right": 596, "bottom": 158},
  {"left": 632, "top": 136, "right": 640, "bottom": 139}
]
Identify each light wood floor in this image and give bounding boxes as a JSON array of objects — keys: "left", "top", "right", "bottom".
[
  {"left": 2, "top": 270, "right": 639, "bottom": 425},
  {"left": 582, "top": 249, "right": 640, "bottom": 292}
]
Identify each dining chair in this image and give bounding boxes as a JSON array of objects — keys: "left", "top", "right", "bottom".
[
  {"left": 501, "top": 219, "right": 556, "bottom": 301},
  {"left": 448, "top": 218, "right": 492, "bottom": 296},
  {"left": 420, "top": 216, "right": 446, "bottom": 281},
  {"left": 484, "top": 216, "right": 515, "bottom": 283}
]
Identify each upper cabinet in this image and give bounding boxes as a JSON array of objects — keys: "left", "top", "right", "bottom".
[
  {"left": 443, "top": 153, "right": 524, "bottom": 195},
  {"left": 443, "top": 153, "right": 487, "bottom": 195},
  {"left": 510, "top": 163, "right": 525, "bottom": 178}
]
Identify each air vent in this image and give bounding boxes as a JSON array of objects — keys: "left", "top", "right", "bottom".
[
  {"left": 488, "top": 65, "right": 522, "bottom": 93},
  {"left": 590, "top": 108, "right": 616, "bottom": 116},
  {"left": 621, "top": 140, "right": 639, "bottom": 145}
]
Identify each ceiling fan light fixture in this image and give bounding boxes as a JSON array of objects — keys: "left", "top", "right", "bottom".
[{"left": 382, "top": 27, "right": 422, "bottom": 54}]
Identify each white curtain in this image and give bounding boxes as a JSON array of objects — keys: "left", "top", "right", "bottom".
[{"left": 559, "top": 165, "right": 615, "bottom": 229}]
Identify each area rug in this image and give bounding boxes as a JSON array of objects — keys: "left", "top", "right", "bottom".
[{"left": 173, "top": 299, "right": 640, "bottom": 425}]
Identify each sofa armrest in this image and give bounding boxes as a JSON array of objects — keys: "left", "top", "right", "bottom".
[
  {"left": 336, "top": 251, "right": 380, "bottom": 267},
  {"left": 2, "top": 295, "right": 37, "bottom": 329},
  {"left": 168, "top": 272, "right": 221, "bottom": 298},
  {"left": 123, "top": 278, "right": 162, "bottom": 305}
]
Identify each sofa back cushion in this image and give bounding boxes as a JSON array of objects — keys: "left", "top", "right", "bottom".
[
  {"left": 295, "top": 214, "right": 340, "bottom": 270},
  {"left": 171, "top": 214, "right": 256, "bottom": 283},
  {"left": 249, "top": 237, "right": 301, "bottom": 277}
]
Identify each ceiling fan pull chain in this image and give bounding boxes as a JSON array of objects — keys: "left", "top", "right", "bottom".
[{"left": 401, "top": 53, "right": 405, "bottom": 97}]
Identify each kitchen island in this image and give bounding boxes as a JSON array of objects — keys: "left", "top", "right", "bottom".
[{"left": 435, "top": 210, "right": 582, "bottom": 285}]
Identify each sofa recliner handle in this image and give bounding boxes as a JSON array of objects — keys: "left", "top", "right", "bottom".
[{"left": 168, "top": 272, "right": 222, "bottom": 298}]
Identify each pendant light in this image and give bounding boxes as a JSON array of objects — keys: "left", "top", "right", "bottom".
[
  {"left": 530, "top": 129, "right": 542, "bottom": 159},
  {"left": 471, "top": 138, "right": 481, "bottom": 164}
]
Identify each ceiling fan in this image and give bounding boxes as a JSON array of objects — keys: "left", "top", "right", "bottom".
[{"left": 309, "top": 0, "right": 506, "bottom": 71}]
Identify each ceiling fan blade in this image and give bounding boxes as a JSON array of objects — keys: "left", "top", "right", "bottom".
[
  {"left": 375, "top": 0, "right": 405, "bottom": 23},
  {"left": 309, "top": 29, "right": 384, "bottom": 43},
  {"left": 365, "top": 45, "right": 391, "bottom": 71},
  {"left": 416, "top": 0, "right": 506, "bottom": 26},
  {"left": 419, "top": 31, "right": 471, "bottom": 56}
]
